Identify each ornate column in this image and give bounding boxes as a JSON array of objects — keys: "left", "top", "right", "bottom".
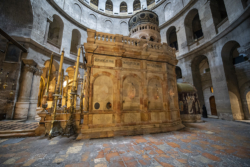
[
  {"left": 27, "top": 65, "right": 44, "bottom": 120},
  {"left": 14, "top": 59, "right": 37, "bottom": 120},
  {"left": 43, "top": 16, "right": 53, "bottom": 44}
]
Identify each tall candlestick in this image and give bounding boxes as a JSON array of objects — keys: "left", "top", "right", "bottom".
[{"left": 49, "top": 49, "right": 64, "bottom": 138}]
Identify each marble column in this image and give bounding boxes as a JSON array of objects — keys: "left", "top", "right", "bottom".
[
  {"left": 43, "top": 16, "right": 53, "bottom": 44},
  {"left": 27, "top": 65, "right": 44, "bottom": 120},
  {"left": 14, "top": 59, "right": 37, "bottom": 120}
]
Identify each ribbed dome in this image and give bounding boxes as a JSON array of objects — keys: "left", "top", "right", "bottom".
[{"left": 128, "top": 10, "right": 159, "bottom": 31}]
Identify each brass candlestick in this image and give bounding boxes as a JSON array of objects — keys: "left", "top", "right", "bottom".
[
  {"left": 64, "top": 75, "right": 69, "bottom": 113},
  {"left": 58, "top": 69, "right": 64, "bottom": 109},
  {"left": 42, "top": 52, "right": 54, "bottom": 113},
  {"left": 48, "top": 50, "right": 64, "bottom": 138},
  {"left": 64, "top": 45, "right": 82, "bottom": 137}
]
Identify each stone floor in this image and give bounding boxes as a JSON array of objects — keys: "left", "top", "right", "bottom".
[{"left": 0, "top": 118, "right": 250, "bottom": 167}]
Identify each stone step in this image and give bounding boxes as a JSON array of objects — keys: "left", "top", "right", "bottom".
[
  {"left": 0, "top": 129, "right": 36, "bottom": 138},
  {"left": 207, "top": 115, "right": 219, "bottom": 119}
]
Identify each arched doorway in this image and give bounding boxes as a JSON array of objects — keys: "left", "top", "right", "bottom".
[
  {"left": 209, "top": 96, "right": 217, "bottom": 115},
  {"left": 37, "top": 77, "right": 45, "bottom": 107}
]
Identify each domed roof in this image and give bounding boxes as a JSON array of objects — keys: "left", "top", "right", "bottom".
[{"left": 128, "top": 10, "right": 159, "bottom": 31}]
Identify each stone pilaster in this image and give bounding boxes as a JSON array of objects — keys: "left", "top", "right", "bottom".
[
  {"left": 14, "top": 59, "right": 37, "bottom": 120},
  {"left": 27, "top": 65, "right": 44, "bottom": 120}
]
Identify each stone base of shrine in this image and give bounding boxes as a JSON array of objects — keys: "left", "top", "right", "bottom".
[
  {"left": 76, "top": 120, "right": 185, "bottom": 140},
  {"left": 180, "top": 114, "right": 203, "bottom": 123}
]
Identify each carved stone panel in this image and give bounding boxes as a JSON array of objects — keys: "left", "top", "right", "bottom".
[
  {"left": 122, "top": 76, "right": 140, "bottom": 110},
  {"left": 93, "top": 75, "right": 113, "bottom": 110},
  {"left": 148, "top": 79, "right": 163, "bottom": 110}
]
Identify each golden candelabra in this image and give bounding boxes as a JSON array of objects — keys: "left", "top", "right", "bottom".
[
  {"left": 48, "top": 50, "right": 64, "bottom": 138},
  {"left": 64, "top": 75, "right": 69, "bottom": 113},
  {"left": 64, "top": 45, "right": 82, "bottom": 137},
  {"left": 58, "top": 69, "right": 64, "bottom": 109},
  {"left": 42, "top": 52, "right": 54, "bottom": 113}
]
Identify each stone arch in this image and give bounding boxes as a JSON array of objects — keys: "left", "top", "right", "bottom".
[
  {"left": 120, "top": 2, "right": 127, "bottom": 13},
  {"left": 147, "top": 77, "right": 163, "bottom": 110},
  {"left": 191, "top": 55, "right": 214, "bottom": 115},
  {"left": 105, "top": 0, "right": 113, "bottom": 11},
  {"left": 133, "top": 0, "right": 141, "bottom": 11},
  {"left": 70, "top": 29, "right": 81, "bottom": 54},
  {"left": 0, "top": 0, "right": 33, "bottom": 37},
  {"left": 210, "top": 0, "right": 228, "bottom": 31},
  {"left": 73, "top": 3, "right": 82, "bottom": 22},
  {"left": 164, "top": 3, "right": 173, "bottom": 21},
  {"left": 89, "top": 14, "right": 97, "bottom": 29},
  {"left": 221, "top": 40, "right": 244, "bottom": 120},
  {"left": 47, "top": 15, "right": 64, "bottom": 48},
  {"left": 166, "top": 26, "right": 178, "bottom": 50},
  {"left": 122, "top": 74, "right": 142, "bottom": 111},
  {"left": 184, "top": 9, "right": 203, "bottom": 44}
]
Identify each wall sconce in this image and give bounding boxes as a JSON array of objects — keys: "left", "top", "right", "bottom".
[{"left": 3, "top": 72, "right": 9, "bottom": 89}]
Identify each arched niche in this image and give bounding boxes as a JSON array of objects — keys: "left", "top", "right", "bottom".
[
  {"left": 167, "top": 26, "right": 178, "bottom": 50},
  {"left": 93, "top": 75, "right": 113, "bottom": 111},
  {"left": 148, "top": 78, "right": 163, "bottom": 110},
  {"left": 89, "top": 14, "right": 97, "bottom": 29},
  {"left": 221, "top": 41, "right": 244, "bottom": 120},
  {"left": 73, "top": 3, "right": 82, "bottom": 22},
  {"left": 120, "top": 21, "right": 128, "bottom": 36},
  {"left": 164, "top": 3, "right": 173, "bottom": 21},
  {"left": 47, "top": 15, "right": 64, "bottom": 48},
  {"left": 120, "top": 2, "right": 127, "bottom": 13},
  {"left": 184, "top": 9, "right": 203, "bottom": 44},
  {"left": 90, "top": 0, "right": 98, "bottom": 7},
  {"left": 122, "top": 75, "right": 141, "bottom": 110},
  {"left": 70, "top": 29, "right": 81, "bottom": 55}
]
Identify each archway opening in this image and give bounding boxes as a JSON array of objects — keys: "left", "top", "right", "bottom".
[
  {"left": 70, "top": 29, "right": 81, "bottom": 55},
  {"left": 175, "top": 66, "right": 182, "bottom": 83},
  {"left": 47, "top": 15, "right": 64, "bottom": 48},
  {"left": 221, "top": 41, "right": 244, "bottom": 120},
  {"left": 191, "top": 55, "right": 214, "bottom": 115},
  {"left": 184, "top": 9, "right": 203, "bottom": 44},
  {"left": 133, "top": 0, "right": 141, "bottom": 11},
  {"left": 105, "top": 0, "right": 113, "bottom": 12},
  {"left": 120, "top": 2, "right": 127, "bottom": 13},
  {"left": 167, "top": 27, "right": 178, "bottom": 51},
  {"left": 210, "top": 0, "right": 228, "bottom": 28}
]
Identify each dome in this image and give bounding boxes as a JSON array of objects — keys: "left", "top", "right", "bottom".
[{"left": 128, "top": 10, "right": 159, "bottom": 31}]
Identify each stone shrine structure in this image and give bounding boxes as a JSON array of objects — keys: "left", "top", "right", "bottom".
[{"left": 78, "top": 10, "right": 184, "bottom": 139}]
